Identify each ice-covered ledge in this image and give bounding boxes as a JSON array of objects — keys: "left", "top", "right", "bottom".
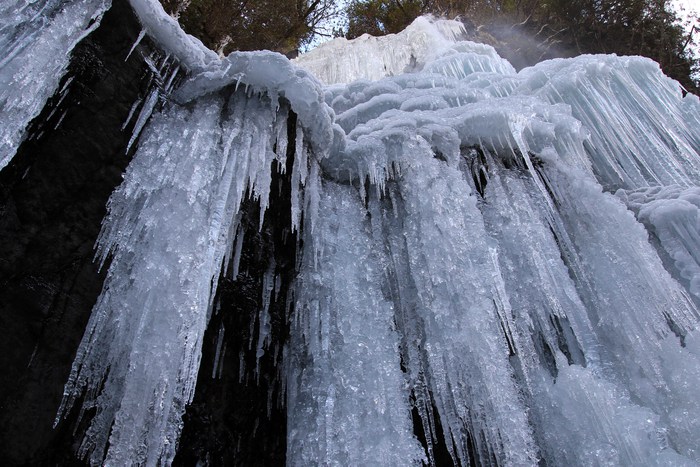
[
  {"left": 128, "top": 0, "right": 218, "bottom": 70},
  {"left": 127, "top": 0, "right": 336, "bottom": 153}
]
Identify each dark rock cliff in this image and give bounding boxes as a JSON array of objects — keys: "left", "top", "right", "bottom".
[
  {"left": 0, "top": 2, "right": 292, "bottom": 465},
  {"left": 0, "top": 1, "right": 155, "bottom": 464}
]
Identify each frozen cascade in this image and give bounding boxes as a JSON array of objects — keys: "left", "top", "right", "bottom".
[
  {"left": 0, "top": 0, "right": 110, "bottom": 170},
  {"left": 3, "top": 3, "right": 700, "bottom": 465},
  {"left": 47, "top": 4, "right": 332, "bottom": 464},
  {"left": 294, "top": 17, "right": 512, "bottom": 85},
  {"left": 54, "top": 92, "right": 299, "bottom": 465},
  {"left": 287, "top": 182, "right": 426, "bottom": 465},
  {"left": 516, "top": 56, "right": 700, "bottom": 190},
  {"left": 293, "top": 15, "right": 700, "bottom": 466},
  {"left": 619, "top": 186, "right": 700, "bottom": 300},
  {"left": 389, "top": 153, "right": 538, "bottom": 465}
]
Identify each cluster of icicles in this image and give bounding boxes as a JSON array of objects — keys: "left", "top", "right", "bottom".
[{"left": 3, "top": 1, "right": 700, "bottom": 466}]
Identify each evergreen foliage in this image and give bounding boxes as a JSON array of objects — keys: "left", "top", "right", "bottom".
[
  {"left": 156, "top": 0, "right": 698, "bottom": 92},
  {"left": 160, "top": 0, "right": 339, "bottom": 55},
  {"left": 345, "top": 0, "right": 429, "bottom": 38}
]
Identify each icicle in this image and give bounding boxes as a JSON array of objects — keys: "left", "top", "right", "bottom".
[
  {"left": 274, "top": 273, "right": 282, "bottom": 301},
  {"left": 231, "top": 227, "right": 245, "bottom": 279},
  {"left": 275, "top": 108, "right": 289, "bottom": 171},
  {"left": 239, "top": 350, "right": 246, "bottom": 384},
  {"left": 0, "top": 0, "right": 109, "bottom": 171},
  {"left": 217, "top": 344, "right": 227, "bottom": 379},
  {"left": 126, "top": 88, "right": 159, "bottom": 152},
  {"left": 290, "top": 122, "right": 309, "bottom": 232},
  {"left": 121, "top": 97, "right": 144, "bottom": 131},
  {"left": 54, "top": 110, "right": 69, "bottom": 130},
  {"left": 55, "top": 81, "right": 318, "bottom": 465},
  {"left": 163, "top": 65, "right": 181, "bottom": 94},
  {"left": 255, "top": 260, "right": 276, "bottom": 376},
  {"left": 126, "top": 29, "right": 147, "bottom": 61}
]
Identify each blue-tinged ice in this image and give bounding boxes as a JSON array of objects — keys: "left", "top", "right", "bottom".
[
  {"left": 0, "top": 0, "right": 110, "bottom": 170},
  {"left": 297, "top": 16, "right": 700, "bottom": 465},
  {"left": 294, "top": 16, "right": 485, "bottom": 85},
  {"left": 515, "top": 56, "right": 700, "bottom": 189},
  {"left": 286, "top": 181, "right": 425, "bottom": 465},
  {"left": 55, "top": 90, "right": 311, "bottom": 465},
  {"left": 620, "top": 186, "right": 700, "bottom": 300}
]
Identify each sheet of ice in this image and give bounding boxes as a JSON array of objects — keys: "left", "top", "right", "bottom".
[
  {"left": 389, "top": 152, "right": 539, "bottom": 465},
  {"left": 533, "top": 160, "right": 700, "bottom": 461},
  {"left": 474, "top": 159, "right": 682, "bottom": 465},
  {"left": 533, "top": 353, "right": 696, "bottom": 466},
  {"left": 286, "top": 181, "right": 425, "bottom": 465},
  {"left": 294, "top": 16, "right": 514, "bottom": 85},
  {"left": 516, "top": 56, "right": 700, "bottom": 189},
  {"left": 658, "top": 331, "right": 700, "bottom": 462},
  {"left": 0, "top": 0, "right": 110, "bottom": 170},
  {"left": 293, "top": 17, "right": 700, "bottom": 464},
  {"left": 620, "top": 186, "right": 700, "bottom": 299},
  {"left": 478, "top": 153, "right": 599, "bottom": 374}
]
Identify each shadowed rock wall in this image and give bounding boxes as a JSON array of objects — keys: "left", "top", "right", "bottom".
[
  {"left": 0, "top": 2, "right": 163, "bottom": 464},
  {"left": 0, "top": 2, "right": 296, "bottom": 464}
]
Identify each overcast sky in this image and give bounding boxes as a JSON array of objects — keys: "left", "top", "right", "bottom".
[
  {"left": 673, "top": 0, "right": 699, "bottom": 28},
  {"left": 676, "top": 0, "right": 700, "bottom": 13}
]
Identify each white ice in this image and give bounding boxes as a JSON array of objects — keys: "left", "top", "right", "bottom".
[{"left": 620, "top": 185, "right": 700, "bottom": 299}]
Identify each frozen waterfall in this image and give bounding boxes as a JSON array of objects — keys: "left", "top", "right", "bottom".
[{"left": 3, "top": 1, "right": 700, "bottom": 465}]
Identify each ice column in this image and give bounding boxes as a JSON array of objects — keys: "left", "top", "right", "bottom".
[{"left": 287, "top": 180, "right": 425, "bottom": 466}]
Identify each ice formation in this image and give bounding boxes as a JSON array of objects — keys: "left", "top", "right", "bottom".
[
  {"left": 293, "top": 16, "right": 498, "bottom": 84},
  {"left": 0, "top": 0, "right": 110, "bottom": 170},
  {"left": 3, "top": 2, "right": 700, "bottom": 465},
  {"left": 296, "top": 27, "right": 700, "bottom": 464},
  {"left": 619, "top": 185, "right": 700, "bottom": 300}
]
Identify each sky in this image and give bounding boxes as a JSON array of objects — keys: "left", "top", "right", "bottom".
[
  {"left": 675, "top": 0, "right": 700, "bottom": 15},
  {"left": 673, "top": 0, "right": 699, "bottom": 35}
]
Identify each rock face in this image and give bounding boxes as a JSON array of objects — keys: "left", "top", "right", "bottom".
[
  {"left": 0, "top": 2, "right": 152, "bottom": 463},
  {"left": 0, "top": 2, "right": 296, "bottom": 464}
]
